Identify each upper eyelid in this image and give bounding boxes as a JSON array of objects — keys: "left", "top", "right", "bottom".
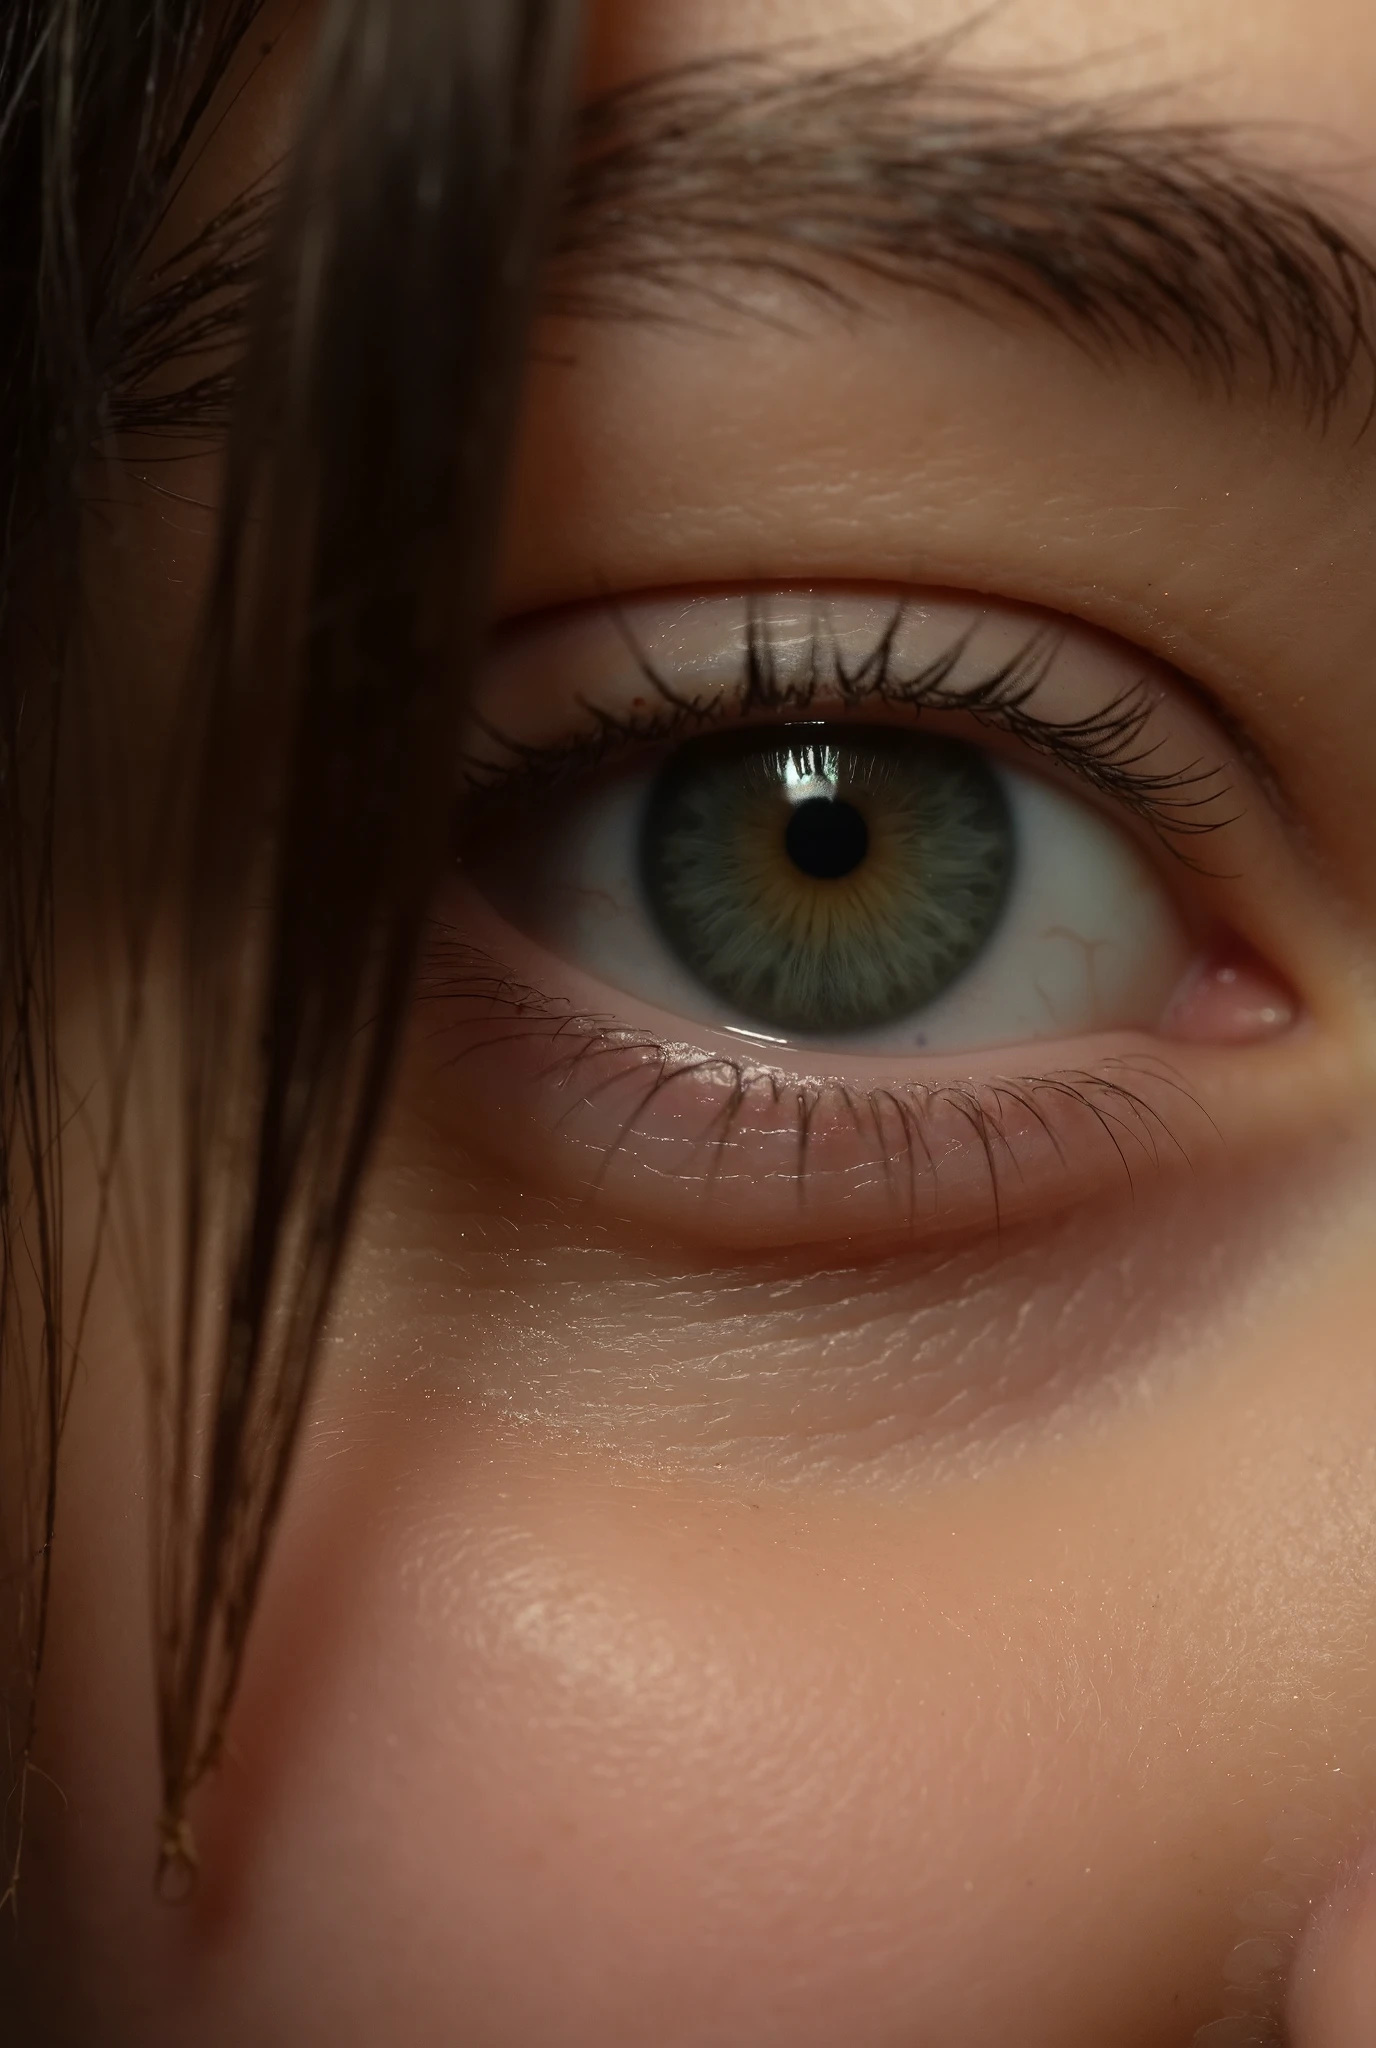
[{"left": 462, "top": 593, "right": 1238, "bottom": 863}]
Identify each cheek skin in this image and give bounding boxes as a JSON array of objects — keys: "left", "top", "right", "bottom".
[
  {"left": 196, "top": 1442, "right": 1241, "bottom": 2048},
  {"left": 18, "top": 1137, "right": 1376, "bottom": 2048}
]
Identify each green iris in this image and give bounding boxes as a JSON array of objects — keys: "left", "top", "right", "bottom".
[{"left": 640, "top": 726, "right": 1014, "bottom": 1035}]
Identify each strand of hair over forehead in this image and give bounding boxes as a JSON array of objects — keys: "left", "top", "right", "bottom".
[{"left": 0, "top": 0, "right": 582, "bottom": 1895}]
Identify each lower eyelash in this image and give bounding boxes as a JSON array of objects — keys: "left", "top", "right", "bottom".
[{"left": 416, "top": 933, "right": 1210, "bottom": 1240}]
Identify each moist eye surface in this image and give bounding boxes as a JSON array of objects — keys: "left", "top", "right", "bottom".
[{"left": 639, "top": 725, "right": 1015, "bottom": 1035}]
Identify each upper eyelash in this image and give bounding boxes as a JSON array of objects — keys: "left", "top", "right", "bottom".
[{"left": 462, "top": 598, "right": 1237, "bottom": 860}]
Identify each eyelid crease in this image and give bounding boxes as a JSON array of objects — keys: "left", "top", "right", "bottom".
[{"left": 462, "top": 597, "right": 1237, "bottom": 867}]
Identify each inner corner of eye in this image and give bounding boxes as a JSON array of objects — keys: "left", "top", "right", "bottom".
[
  {"left": 463, "top": 708, "right": 1296, "bottom": 1059},
  {"left": 1159, "top": 935, "right": 1300, "bottom": 1048}
]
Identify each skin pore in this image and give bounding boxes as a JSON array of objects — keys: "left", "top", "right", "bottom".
[{"left": 13, "top": 1, "right": 1376, "bottom": 2043}]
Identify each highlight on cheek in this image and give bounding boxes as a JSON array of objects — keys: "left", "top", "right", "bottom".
[{"left": 424, "top": 586, "right": 1306, "bottom": 1246}]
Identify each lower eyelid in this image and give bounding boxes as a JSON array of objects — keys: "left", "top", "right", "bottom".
[{"left": 412, "top": 892, "right": 1304, "bottom": 1252}]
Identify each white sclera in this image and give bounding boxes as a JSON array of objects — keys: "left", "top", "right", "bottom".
[{"left": 478, "top": 750, "right": 1195, "bottom": 1056}]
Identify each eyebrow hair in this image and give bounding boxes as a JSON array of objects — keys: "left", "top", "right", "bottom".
[
  {"left": 111, "top": 41, "right": 1376, "bottom": 445},
  {"left": 546, "top": 48, "right": 1376, "bottom": 429}
]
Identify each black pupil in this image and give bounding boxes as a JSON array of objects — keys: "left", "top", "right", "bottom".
[{"left": 783, "top": 794, "right": 869, "bottom": 881}]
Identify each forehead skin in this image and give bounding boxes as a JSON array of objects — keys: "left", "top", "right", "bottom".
[{"left": 14, "top": 4, "right": 1376, "bottom": 2048}]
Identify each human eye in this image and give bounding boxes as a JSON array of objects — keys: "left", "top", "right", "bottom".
[{"left": 419, "top": 586, "right": 1302, "bottom": 1248}]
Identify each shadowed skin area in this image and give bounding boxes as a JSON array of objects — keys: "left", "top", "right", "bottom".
[{"left": 11, "top": 2, "right": 1376, "bottom": 2045}]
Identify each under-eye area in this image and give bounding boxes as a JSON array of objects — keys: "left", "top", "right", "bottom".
[{"left": 413, "top": 586, "right": 1320, "bottom": 1249}]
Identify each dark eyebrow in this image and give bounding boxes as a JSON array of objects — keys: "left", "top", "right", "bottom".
[
  {"left": 111, "top": 43, "right": 1376, "bottom": 446},
  {"left": 548, "top": 49, "right": 1376, "bottom": 430}
]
